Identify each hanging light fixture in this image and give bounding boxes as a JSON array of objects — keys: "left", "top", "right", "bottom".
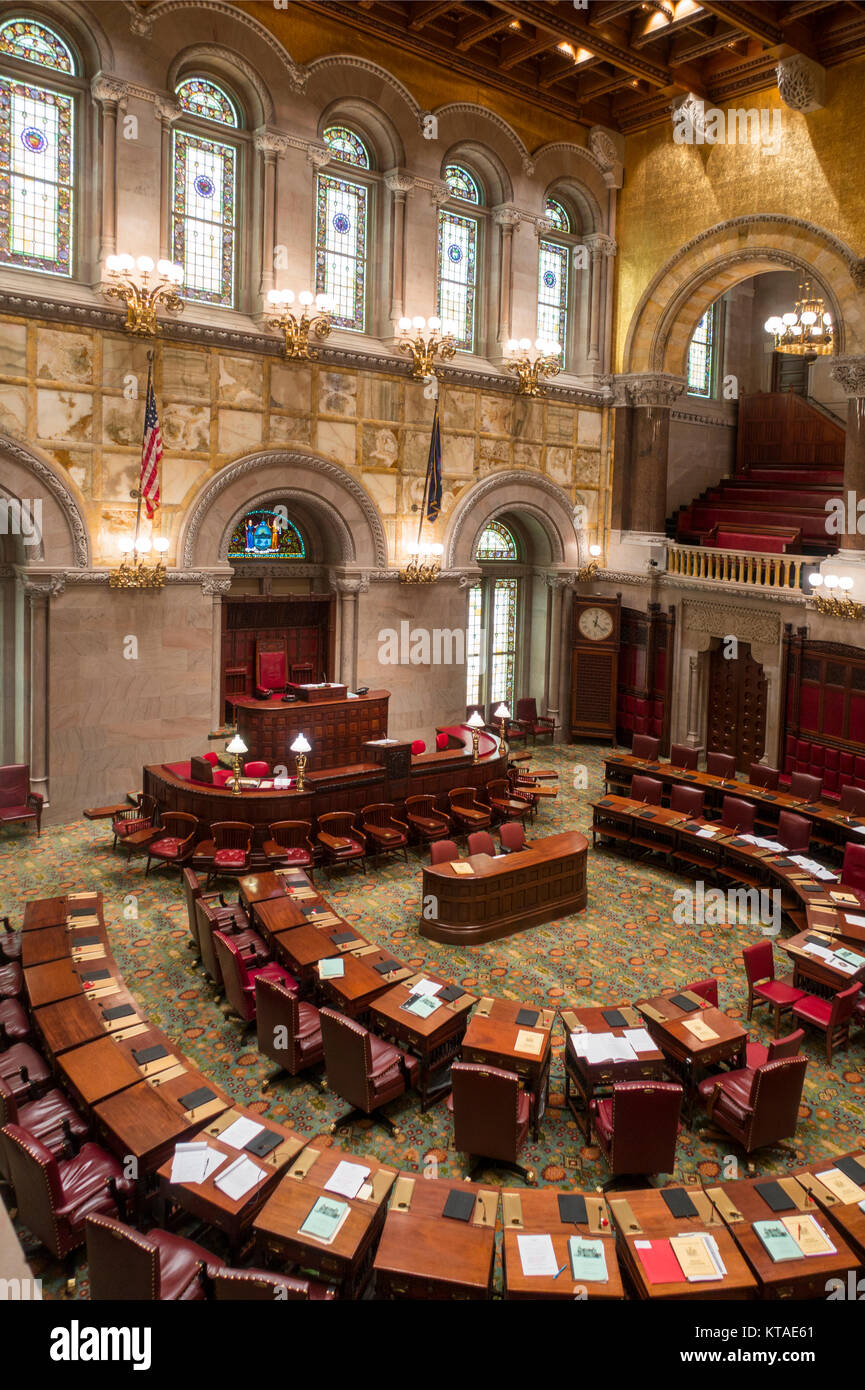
[
  {"left": 764, "top": 282, "right": 833, "bottom": 356},
  {"left": 400, "top": 541, "right": 444, "bottom": 585},
  {"left": 575, "top": 544, "right": 603, "bottom": 583}
]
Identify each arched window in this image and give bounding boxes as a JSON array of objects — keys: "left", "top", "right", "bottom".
[
  {"left": 537, "top": 198, "right": 572, "bottom": 366},
  {"left": 227, "top": 506, "right": 306, "bottom": 560},
  {"left": 0, "top": 16, "right": 76, "bottom": 276},
  {"left": 436, "top": 164, "right": 480, "bottom": 351},
  {"left": 466, "top": 521, "right": 520, "bottom": 713},
  {"left": 687, "top": 304, "right": 716, "bottom": 397},
  {"left": 315, "top": 126, "right": 370, "bottom": 332},
  {"left": 171, "top": 75, "right": 241, "bottom": 307}
]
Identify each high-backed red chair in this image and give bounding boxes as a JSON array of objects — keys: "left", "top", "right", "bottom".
[
  {"left": 777, "top": 811, "right": 810, "bottom": 854},
  {"left": 404, "top": 795, "right": 450, "bottom": 845},
  {"left": 840, "top": 843, "right": 865, "bottom": 904},
  {"left": 685, "top": 978, "right": 718, "bottom": 1006},
  {"left": 0, "top": 916, "right": 21, "bottom": 963},
  {"left": 255, "top": 638, "right": 287, "bottom": 695},
  {"left": 319, "top": 1008, "right": 418, "bottom": 1135},
  {"left": 514, "top": 698, "right": 555, "bottom": 745},
  {"left": 256, "top": 976, "right": 324, "bottom": 1090},
  {"left": 499, "top": 822, "right": 526, "bottom": 854},
  {"left": 590, "top": 1081, "right": 683, "bottom": 1180},
  {"left": 792, "top": 981, "right": 862, "bottom": 1063},
  {"left": 720, "top": 796, "right": 756, "bottom": 834},
  {"left": 361, "top": 803, "right": 409, "bottom": 863},
  {"left": 213, "top": 931, "right": 297, "bottom": 1026},
  {"left": 745, "top": 1027, "right": 804, "bottom": 1070},
  {"left": 840, "top": 785, "right": 865, "bottom": 816},
  {"left": 0, "top": 958, "right": 22, "bottom": 1001},
  {"left": 670, "top": 744, "right": 699, "bottom": 771},
  {"left": 430, "top": 839, "right": 459, "bottom": 865},
  {"left": 447, "top": 1062, "right": 535, "bottom": 1184},
  {"left": 631, "top": 775, "right": 663, "bottom": 805},
  {"left": 86, "top": 1213, "right": 219, "bottom": 1301},
  {"left": 195, "top": 898, "right": 263, "bottom": 991},
  {"left": 790, "top": 771, "right": 823, "bottom": 802},
  {"left": 706, "top": 750, "right": 736, "bottom": 779},
  {"left": 697, "top": 1056, "right": 807, "bottom": 1152},
  {"left": 631, "top": 734, "right": 659, "bottom": 760},
  {"left": 670, "top": 784, "right": 705, "bottom": 817},
  {"left": 467, "top": 830, "right": 495, "bottom": 856},
  {"left": 0, "top": 1076, "right": 88, "bottom": 1178},
  {"left": 749, "top": 763, "right": 779, "bottom": 790},
  {"left": 435, "top": 732, "right": 449, "bottom": 751},
  {"left": 317, "top": 812, "right": 366, "bottom": 876},
  {"left": 144, "top": 812, "right": 198, "bottom": 877},
  {"left": 0, "top": 998, "right": 30, "bottom": 1045},
  {"left": 0, "top": 765, "right": 43, "bottom": 837},
  {"left": 243, "top": 761, "right": 269, "bottom": 778},
  {"left": 262, "top": 820, "right": 314, "bottom": 878},
  {"left": 410, "top": 739, "right": 426, "bottom": 755},
  {"left": 742, "top": 940, "right": 805, "bottom": 1036},
  {"left": 111, "top": 794, "right": 156, "bottom": 850},
  {"left": 0, "top": 1042, "right": 51, "bottom": 1101},
  {"left": 485, "top": 778, "right": 532, "bottom": 823},
  {"left": 182, "top": 867, "right": 246, "bottom": 961},
  {"left": 448, "top": 786, "right": 492, "bottom": 837},
  {"left": 210, "top": 1268, "right": 336, "bottom": 1301},
  {"left": 201, "top": 821, "right": 254, "bottom": 888}
]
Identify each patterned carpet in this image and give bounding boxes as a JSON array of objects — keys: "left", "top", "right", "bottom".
[{"left": 3, "top": 741, "right": 864, "bottom": 1297}]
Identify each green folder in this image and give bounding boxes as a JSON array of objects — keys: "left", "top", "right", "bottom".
[
  {"left": 319, "top": 957, "right": 345, "bottom": 979},
  {"left": 404, "top": 994, "right": 440, "bottom": 1019},
  {"left": 568, "top": 1236, "right": 609, "bottom": 1283},
  {"left": 753, "top": 1220, "right": 804, "bottom": 1263},
  {"left": 299, "top": 1195, "right": 347, "bottom": 1242},
  {"left": 835, "top": 948, "right": 865, "bottom": 967}
]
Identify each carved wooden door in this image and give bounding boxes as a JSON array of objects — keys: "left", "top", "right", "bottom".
[{"left": 707, "top": 641, "right": 766, "bottom": 772}]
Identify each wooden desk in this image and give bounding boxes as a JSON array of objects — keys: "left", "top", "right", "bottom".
[
  {"left": 461, "top": 998, "right": 553, "bottom": 1139},
  {"left": 34, "top": 994, "right": 107, "bottom": 1055},
  {"left": 779, "top": 926, "right": 865, "bottom": 995},
  {"left": 22, "top": 897, "right": 68, "bottom": 931},
  {"left": 24, "top": 958, "right": 87, "bottom": 1008},
  {"left": 421, "top": 830, "right": 588, "bottom": 945},
  {"left": 637, "top": 991, "right": 748, "bottom": 1119},
  {"left": 233, "top": 688, "right": 389, "bottom": 769},
  {"left": 21, "top": 925, "right": 73, "bottom": 968},
  {"left": 373, "top": 1174, "right": 497, "bottom": 1299},
  {"left": 238, "top": 871, "right": 290, "bottom": 908},
  {"left": 612, "top": 1187, "right": 758, "bottom": 1300},
  {"left": 270, "top": 921, "right": 341, "bottom": 985},
  {"left": 95, "top": 1081, "right": 197, "bottom": 1176},
  {"left": 57, "top": 1035, "right": 142, "bottom": 1108},
  {"left": 316, "top": 950, "right": 396, "bottom": 1019},
  {"left": 561, "top": 1004, "right": 667, "bottom": 1141},
  {"left": 370, "top": 974, "right": 476, "bottom": 1110},
  {"left": 500, "top": 1186, "right": 624, "bottom": 1300},
  {"left": 798, "top": 1152, "right": 865, "bottom": 1266},
  {"left": 254, "top": 1146, "right": 396, "bottom": 1298}
]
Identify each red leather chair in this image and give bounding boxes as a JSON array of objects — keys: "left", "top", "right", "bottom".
[
  {"left": 792, "top": 981, "right": 862, "bottom": 1063},
  {"left": 448, "top": 786, "right": 492, "bottom": 837},
  {"left": 263, "top": 820, "right": 315, "bottom": 878},
  {"left": 670, "top": 744, "right": 699, "bottom": 771},
  {"left": 111, "top": 794, "right": 156, "bottom": 850},
  {"left": 697, "top": 1056, "right": 807, "bottom": 1152},
  {"left": 746, "top": 1027, "right": 804, "bottom": 1070},
  {"left": 0, "top": 1042, "right": 51, "bottom": 1101},
  {"left": 182, "top": 867, "right": 246, "bottom": 961},
  {"left": 790, "top": 771, "right": 823, "bottom": 802},
  {"left": 840, "top": 785, "right": 865, "bottom": 816},
  {"left": 195, "top": 898, "right": 262, "bottom": 991},
  {"left": 706, "top": 750, "right": 736, "bottom": 778},
  {"left": 430, "top": 839, "right": 459, "bottom": 865},
  {"left": 256, "top": 976, "right": 324, "bottom": 1090},
  {"left": 210, "top": 1268, "right": 337, "bottom": 1300},
  {"left": 86, "top": 1213, "right": 220, "bottom": 1301},
  {"left": 742, "top": 940, "right": 806, "bottom": 1036},
  {"left": 685, "top": 978, "right": 718, "bottom": 1006},
  {"left": 435, "top": 732, "right": 449, "bottom": 751},
  {"left": 410, "top": 739, "right": 426, "bottom": 755},
  {"left": 0, "top": 959, "right": 22, "bottom": 1000},
  {"left": 631, "top": 734, "right": 660, "bottom": 760},
  {"left": 749, "top": 763, "right": 779, "bottom": 790},
  {"left": 631, "top": 775, "right": 663, "bottom": 805},
  {"left": 499, "top": 822, "right": 526, "bottom": 854},
  {"left": 144, "top": 812, "right": 198, "bottom": 877},
  {"left": 485, "top": 778, "right": 533, "bottom": 824},
  {"left": 255, "top": 638, "right": 287, "bottom": 696},
  {"left": 467, "top": 830, "right": 495, "bottom": 856},
  {"left": 201, "top": 821, "right": 254, "bottom": 889},
  {"left": 0, "top": 764, "right": 43, "bottom": 836},
  {"left": 590, "top": 1081, "right": 683, "bottom": 1180},
  {"left": 0, "top": 999, "right": 30, "bottom": 1044},
  {"left": 0, "top": 916, "right": 21, "bottom": 963},
  {"left": 213, "top": 931, "right": 297, "bottom": 1025},
  {"left": 202, "top": 751, "right": 219, "bottom": 766},
  {"left": 2, "top": 1123, "right": 134, "bottom": 1284},
  {"left": 447, "top": 1062, "right": 535, "bottom": 1184},
  {"left": 777, "top": 811, "right": 810, "bottom": 854},
  {"left": 514, "top": 698, "right": 554, "bottom": 745},
  {"left": 319, "top": 1007, "right": 418, "bottom": 1136},
  {"left": 404, "top": 795, "right": 450, "bottom": 845},
  {"left": 243, "top": 760, "right": 270, "bottom": 778},
  {"left": 361, "top": 803, "right": 409, "bottom": 863},
  {"left": 840, "top": 843, "right": 865, "bottom": 905},
  {"left": 670, "top": 784, "right": 705, "bottom": 817},
  {"left": 720, "top": 796, "right": 756, "bottom": 834},
  {"left": 317, "top": 811, "right": 367, "bottom": 876},
  {"left": 212, "top": 768, "right": 233, "bottom": 788},
  {"left": 0, "top": 1076, "right": 88, "bottom": 1178}
]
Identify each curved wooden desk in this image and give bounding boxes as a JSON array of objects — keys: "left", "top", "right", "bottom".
[
  {"left": 233, "top": 688, "right": 390, "bottom": 769},
  {"left": 421, "top": 830, "right": 588, "bottom": 945}
]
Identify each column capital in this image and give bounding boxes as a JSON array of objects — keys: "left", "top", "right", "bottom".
[
  {"left": 776, "top": 53, "right": 826, "bottom": 113},
  {"left": 333, "top": 576, "right": 369, "bottom": 595},
  {"left": 831, "top": 355, "right": 865, "bottom": 398},
  {"left": 254, "top": 129, "right": 290, "bottom": 157},
  {"left": 155, "top": 97, "right": 182, "bottom": 126},
  {"left": 91, "top": 74, "right": 129, "bottom": 109},
  {"left": 610, "top": 372, "right": 687, "bottom": 408},
  {"left": 492, "top": 204, "right": 521, "bottom": 230},
  {"left": 306, "top": 143, "right": 332, "bottom": 170},
  {"left": 584, "top": 233, "right": 618, "bottom": 258},
  {"left": 15, "top": 568, "right": 66, "bottom": 599},
  {"left": 384, "top": 168, "right": 415, "bottom": 195},
  {"left": 430, "top": 180, "right": 451, "bottom": 207}
]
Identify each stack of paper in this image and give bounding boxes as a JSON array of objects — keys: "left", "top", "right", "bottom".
[
  {"left": 219, "top": 1116, "right": 265, "bottom": 1150},
  {"left": 815, "top": 1168, "right": 865, "bottom": 1204},
  {"left": 214, "top": 1154, "right": 267, "bottom": 1202},
  {"left": 170, "top": 1142, "right": 225, "bottom": 1184},
  {"left": 411, "top": 978, "right": 442, "bottom": 997},
  {"left": 569, "top": 1032, "right": 637, "bottom": 1064},
  {"left": 623, "top": 1027, "right": 656, "bottom": 1054},
  {"left": 324, "top": 1160, "right": 370, "bottom": 1200},
  {"left": 516, "top": 1233, "right": 559, "bottom": 1278},
  {"left": 790, "top": 855, "right": 837, "bottom": 881}
]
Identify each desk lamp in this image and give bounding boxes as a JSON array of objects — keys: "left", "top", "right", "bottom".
[
  {"left": 493, "top": 702, "right": 510, "bottom": 749},
  {"left": 226, "top": 734, "right": 247, "bottom": 796},
  {"left": 291, "top": 733, "right": 311, "bottom": 792},
  {"left": 467, "top": 710, "right": 485, "bottom": 765}
]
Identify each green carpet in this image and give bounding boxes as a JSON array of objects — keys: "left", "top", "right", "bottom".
[{"left": 3, "top": 742, "right": 863, "bottom": 1297}]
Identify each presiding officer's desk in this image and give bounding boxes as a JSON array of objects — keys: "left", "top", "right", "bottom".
[
  {"left": 421, "top": 830, "right": 588, "bottom": 944},
  {"left": 232, "top": 688, "right": 389, "bottom": 769}
]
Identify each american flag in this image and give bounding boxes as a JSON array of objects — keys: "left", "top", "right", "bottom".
[{"left": 139, "top": 364, "right": 162, "bottom": 520}]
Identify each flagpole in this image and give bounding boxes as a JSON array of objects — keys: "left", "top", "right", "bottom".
[
  {"left": 131, "top": 349, "right": 154, "bottom": 557},
  {"left": 418, "top": 396, "right": 438, "bottom": 546}
]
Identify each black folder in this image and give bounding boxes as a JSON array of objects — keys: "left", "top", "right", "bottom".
[
  {"left": 78, "top": 967, "right": 110, "bottom": 983},
  {"left": 835, "top": 1155, "right": 865, "bottom": 1186},
  {"left": 669, "top": 993, "right": 700, "bottom": 1013},
  {"left": 245, "top": 1129, "right": 282, "bottom": 1158},
  {"left": 74, "top": 935, "right": 100, "bottom": 948},
  {"left": 330, "top": 931, "right": 355, "bottom": 945},
  {"left": 661, "top": 1188, "right": 699, "bottom": 1219},
  {"left": 439, "top": 984, "right": 463, "bottom": 1002},
  {"left": 638, "top": 810, "right": 656, "bottom": 819},
  {"left": 374, "top": 959, "right": 402, "bottom": 975},
  {"left": 179, "top": 1087, "right": 217, "bottom": 1111},
  {"left": 755, "top": 1180, "right": 796, "bottom": 1213},
  {"left": 516, "top": 1008, "right": 539, "bottom": 1027},
  {"left": 602, "top": 1009, "right": 627, "bottom": 1028},
  {"left": 102, "top": 1003, "right": 135, "bottom": 1021},
  {"left": 442, "top": 1189, "right": 475, "bottom": 1222},
  {"left": 557, "top": 1193, "right": 588, "bottom": 1225},
  {"left": 132, "top": 1044, "right": 169, "bottom": 1066}
]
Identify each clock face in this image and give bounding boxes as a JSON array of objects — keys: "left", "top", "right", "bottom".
[{"left": 578, "top": 606, "right": 614, "bottom": 642}]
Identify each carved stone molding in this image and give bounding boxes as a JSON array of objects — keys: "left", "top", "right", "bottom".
[
  {"left": 219, "top": 486, "right": 356, "bottom": 566},
  {"left": 91, "top": 75, "right": 129, "bottom": 109},
  {"left": 588, "top": 126, "right": 623, "bottom": 169},
  {"left": 682, "top": 599, "right": 781, "bottom": 648},
  {"left": 776, "top": 54, "right": 826, "bottom": 113},
  {"left": 0, "top": 434, "right": 90, "bottom": 567},
  {"left": 430, "top": 181, "right": 451, "bottom": 207},
  {"left": 383, "top": 169, "right": 415, "bottom": 196},
  {"left": 852, "top": 261, "right": 865, "bottom": 292},
  {"left": 492, "top": 205, "right": 522, "bottom": 230},
  {"left": 584, "top": 233, "right": 618, "bottom": 259},
  {"left": 830, "top": 355, "right": 865, "bottom": 398},
  {"left": 254, "top": 130, "right": 291, "bottom": 157},
  {"left": 154, "top": 98, "right": 182, "bottom": 125},
  {"left": 304, "top": 54, "right": 418, "bottom": 114},
  {"left": 144, "top": 2, "right": 308, "bottom": 93},
  {"left": 167, "top": 43, "right": 276, "bottom": 123},
  {"left": 306, "top": 144, "right": 332, "bottom": 170},
  {"left": 529, "top": 139, "right": 607, "bottom": 183},
  {"left": 431, "top": 102, "right": 532, "bottom": 173},
  {"left": 199, "top": 574, "right": 233, "bottom": 595},
  {"left": 612, "top": 373, "right": 687, "bottom": 408},
  {"left": 332, "top": 575, "right": 371, "bottom": 595},
  {"left": 15, "top": 570, "right": 66, "bottom": 599}
]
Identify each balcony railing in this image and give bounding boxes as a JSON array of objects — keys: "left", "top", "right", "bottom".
[{"left": 666, "top": 544, "right": 816, "bottom": 592}]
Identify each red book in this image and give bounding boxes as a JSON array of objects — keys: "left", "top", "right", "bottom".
[{"left": 634, "top": 1238, "right": 684, "bottom": 1285}]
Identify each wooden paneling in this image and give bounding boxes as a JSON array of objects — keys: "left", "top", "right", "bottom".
[
  {"left": 233, "top": 691, "right": 389, "bottom": 770},
  {"left": 736, "top": 392, "right": 845, "bottom": 473},
  {"left": 707, "top": 641, "right": 766, "bottom": 772},
  {"left": 220, "top": 595, "right": 334, "bottom": 711}
]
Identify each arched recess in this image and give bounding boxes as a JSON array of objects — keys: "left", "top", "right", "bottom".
[
  {"left": 0, "top": 433, "right": 91, "bottom": 567},
  {"left": 531, "top": 143, "right": 608, "bottom": 232},
  {"left": 218, "top": 489, "right": 355, "bottom": 569},
  {"left": 304, "top": 53, "right": 421, "bottom": 137},
  {"left": 439, "top": 141, "right": 513, "bottom": 207},
  {"left": 435, "top": 104, "right": 528, "bottom": 185},
  {"left": 444, "top": 470, "right": 581, "bottom": 570},
  {"left": 623, "top": 214, "right": 864, "bottom": 375},
  {"left": 179, "top": 449, "right": 388, "bottom": 570},
  {"left": 167, "top": 44, "right": 274, "bottom": 126},
  {"left": 318, "top": 97, "right": 405, "bottom": 170}
]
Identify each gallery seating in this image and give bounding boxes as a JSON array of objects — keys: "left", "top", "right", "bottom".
[
  {"left": 467, "top": 831, "right": 495, "bottom": 856},
  {"left": 706, "top": 751, "right": 736, "bottom": 778},
  {"left": 404, "top": 795, "right": 450, "bottom": 845},
  {"left": 317, "top": 811, "right": 367, "bottom": 876},
  {"left": 590, "top": 1081, "right": 683, "bottom": 1181},
  {"left": 745, "top": 1027, "right": 804, "bottom": 1070},
  {"left": 777, "top": 811, "right": 811, "bottom": 854},
  {"left": 791, "top": 981, "right": 862, "bottom": 1063},
  {"left": 698, "top": 1056, "right": 807, "bottom": 1152},
  {"left": 499, "top": 822, "right": 526, "bottom": 853},
  {"left": 319, "top": 1008, "right": 418, "bottom": 1136},
  {"left": 85, "top": 1212, "right": 219, "bottom": 1301},
  {"left": 631, "top": 775, "right": 663, "bottom": 805},
  {"left": 144, "top": 812, "right": 199, "bottom": 876},
  {"left": 262, "top": 820, "right": 315, "bottom": 877},
  {"left": 840, "top": 842, "right": 865, "bottom": 905},
  {"left": 749, "top": 763, "right": 780, "bottom": 790},
  {"left": 513, "top": 698, "right": 554, "bottom": 746},
  {"left": 0, "top": 764, "right": 43, "bottom": 837},
  {"left": 447, "top": 1062, "right": 534, "bottom": 1184},
  {"left": 256, "top": 977, "right": 324, "bottom": 1090},
  {"left": 429, "top": 839, "right": 459, "bottom": 865},
  {"left": 111, "top": 794, "right": 156, "bottom": 850},
  {"left": 742, "top": 940, "right": 806, "bottom": 1037},
  {"left": 485, "top": 778, "right": 533, "bottom": 824},
  {"left": 360, "top": 803, "right": 409, "bottom": 863},
  {"left": 631, "top": 734, "right": 660, "bottom": 760},
  {"left": 670, "top": 744, "right": 699, "bottom": 771},
  {"left": 212, "top": 931, "right": 297, "bottom": 1025},
  {"left": 790, "top": 771, "right": 823, "bottom": 801},
  {"left": 720, "top": 796, "right": 756, "bottom": 834},
  {"left": 448, "top": 786, "right": 492, "bottom": 837}
]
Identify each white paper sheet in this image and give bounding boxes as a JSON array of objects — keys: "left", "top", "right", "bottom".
[
  {"left": 410, "top": 977, "right": 442, "bottom": 998},
  {"left": 219, "top": 1116, "right": 265, "bottom": 1150},
  {"left": 517, "top": 1233, "right": 560, "bottom": 1278},
  {"left": 623, "top": 1027, "right": 657, "bottom": 1054},
  {"left": 170, "top": 1143, "right": 225, "bottom": 1184},
  {"left": 324, "top": 1160, "right": 370, "bottom": 1200},
  {"left": 214, "top": 1155, "right": 267, "bottom": 1202}
]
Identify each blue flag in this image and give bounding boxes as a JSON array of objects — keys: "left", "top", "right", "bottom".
[{"left": 424, "top": 402, "right": 442, "bottom": 523}]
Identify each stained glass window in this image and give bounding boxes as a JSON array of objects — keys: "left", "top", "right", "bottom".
[
  {"left": 0, "top": 76, "right": 73, "bottom": 275},
  {"left": 445, "top": 164, "right": 479, "bottom": 204},
  {"left": 228, "top": 507, "right": 306, "bottom": 560},
  {"left": 437, "top": 209, "right": 476, "bottom": 351},
  {"left": 323, "top": 125, "right": 370, "bottom": 169},
  {"left": 687, "top": 303, "right": 715, "bottom": 397},
  {"left": 490, "top": 578, "right": 518, "bottom": 707},
  {"left": 0, "top": 18, "right": 74, "bottom": 73},
  {"left": 315, "top": 172, "right": 367, "bottom": 331},
  {"left": 477, "top": 520, "right": 518, "bottom": 561},
  {"left": 537, "top": 240, "right": 568, "bottom": 363},
  {"left": 171, "top": 129, "right": 236, "bottom": 306},
  {"left": 176, "top": 77, "right": 238, "bottom": 128},
  {"left": 466, "top": 584, "right": 483, "bottom": 707},
  {"left": 545, "top": 197, "right": 570, "bottom": 232}
]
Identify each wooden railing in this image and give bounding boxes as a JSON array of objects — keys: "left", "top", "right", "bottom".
[{"left": 666, "top": 544, "right": 817, "bottom": 592}]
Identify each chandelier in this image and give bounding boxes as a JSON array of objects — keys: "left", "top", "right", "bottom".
[
  {"left": 266, "top": 290, "right": 333, "bottom": 359},
  {"left": 400, "top": 541, "right": 443, "bottom": 585},
  {"left": 505, "top": 338, "right": 562, "bottom": 395},
  {"left": 764, "top": 282, "right": 833, "bottom": 356},
  {"left": 398, "top": 316, "right": 456, "bottom": 379},
  {"left": 102, "top": 255, "right": 184, "bottom": 335}
]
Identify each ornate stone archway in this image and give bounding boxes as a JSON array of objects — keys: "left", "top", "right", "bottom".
[{"left": 443, "top": 470, "right": 582, "bottom": 570}]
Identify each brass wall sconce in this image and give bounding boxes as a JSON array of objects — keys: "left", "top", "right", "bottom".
[
  {"left": 505, "top": 338, "right": 561, "bottom": 395},
  {"left": 398, "top": 316, "right": 456, "bottom": 379},
  {"left": 266, "top": 290, "right": 333, "bottom": 359},
  {"left": 103, "top": 255, "right": 184, "bottom": 335}
]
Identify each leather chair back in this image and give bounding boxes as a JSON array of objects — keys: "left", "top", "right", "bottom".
[
  {"left": 212, "top": 821, "right": 254, "bottom": 854},
  {"left": 213, "top": 932, "right": 254, "bottom": 1022},
  {"left": 840, "top": 784, "right": 865, "bottom": 815},
  {"left": 243, "top": 761, "right": 269, "bottom": 777},
  {"left": 749, "top": 763, "right": 779, "bottom": 790},
  {"left": 670, "top": 784, "right": 704, "bottom": 817},
  {"left": 255, "top": 976, "right": 302, "bottom": 1071},
  {"left": 631, "top": 775, "right": 662, "bottom": 805},
  {"left": 468, "top": 831, "right": 495, "bottom": 856},
  {"left": 450, "top": 1062, "right": 523, "bottom": 1163},
  {"left": 211, "top": 1269, "right": 331, "bottom": 1300},
  {"left": 182, "top": 868, "right": 203, "bottom": 949},
  {"left": 256, "top": 639, "right": 287, "bottom": 691},
  {"left": 841, "top": 842, "right": 865, "bottom": 892},
  {"left": 195, "top": 898, "right": 225, "bottom": 985},
  {"left": 790, "top": 771, "right": 823, "bottom": 801},
  {"left": 670, "top": 744, "right": 698, "bottom": 771},
  {"left": 1, "top": 1123, "right": 64, "bottom": 1254},
  {"left": 86, "top": 1213, "right": 166, "bottom": 1300},
  {"left": 0, "top": 764, "right": 28, "bottom": 808},
  {"left": 631, "top": 734, "right": 659, "bottom": 760},
  {"left": 499, "top": 822, "right": 525, "bottom": 853},
  {"left": 767, "top": 1028, "right": 804, "bottom": 1061},
  {"left": 319, "top": 1008, "right": 376, "bottom": 1113},
  {"left": 430, "top": 839, "right": 459, "bottom": 865},
  {"left": 746, "top": 1056, "right": 807, "bottom": 1150},
  {"left": 778, "top": 811, "right": 810, "bottom": 853},
  {"left": 706, "top": 751, "right": 736, "bottom": 778},
  {"left": 721, "top": 796, "right": 756, "bottom": 833},
  {"left": 608, "top": 1082, "right": 682, "bottom": 1176},
  {"left": 435, "top": 732, "right": 449, "bottom": 751},
  {"left": 515, "top": 698, "right": 539, "bottom": 724},
  {"left": 411, "top": 740, "right": 426, "bottom": 755},
  {"left": 268, "top": 820, "right": 312, "bottom": 851},
  {"left": 743, "top": 939, "right": 774, "bottom": 989},
  {"left": 829, "top": 981, "right": 863, "bottom": 1029},
  {"left": 685, "top": 978, "right": 718, "bottom": 1006}
]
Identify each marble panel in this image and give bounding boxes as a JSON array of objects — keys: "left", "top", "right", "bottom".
[
  {"left": 45, "top": 448, "right": 92, "bottom": 495},
  {"left": 479, "top": 438, "right": 511, "bottom": 469},
  {"left": 441, "top": 432, "right": 475, "bottom": 477},
  {"left": 439, "top": 387, "right": 475, "bottom": 431},
  {"left": 218, "top": 355, "right": 264, "bottom": 408},
  {"left": 315, "top": 419, "right": 357, "bottom": 467},
  {"left": 269, "top": 362, "right": 311, "bottom": 412},
  {"left": 103, "top": 396, "right": 144, "bottom": 448},
  {"left": 362, "top": 424, "right": 399, "bottom": 469},
  {"left": 36, "top": 389, "right": 93, "bottom": 443},
  {"left": 0, "top": 323, "right": 26, "bottom": 377},
  {"left": 545, "top": 405, "right": 576, "bottom": 442},
  {"left": 404, "top": 380, "right": 436, "bottom": 425},
  {"left": 513, "top": 441, "right": 542, "bottom": 471},
  {"left": 0, "top": 383, "right": 27, "bottom": 438},
  {"left": 574, "top": 449, "right": 601, "bottom": 486},
  {"left": 162, "top": 455, "right": 205, "bottom": 507},
  {"left": 101, "top": 335, "right": 152, "bottom": 391},
  {"left": 101, "top": 451, "right": 143, "bottom": 503},
  {"left": 577, "top": 409, "right": 602, "bottom": 446},
  {"left": 162, "top": 403, "right": 210, "bottom": 453},
  {"left": 218, "top": 409, "right": 262, "bottom": 456},
  {"left": 318, "top": 370, "right": 357, "bottom": 417},
  {"left": 161, "top": 346, "right": 211, "bottom": 400},
  {"left": 36, "top": 329, "right": 93, "bottom": 384},
  {"left": 362, "top": 471, "right": 397, "bottom": 515},
  {"left": 513, "top": 397, "right": 543, "bottom": 440},
  {"left": 362, "top": 375, "right": 400, "bottom": 422},
  {"left": 480, "top": 393, "right": 512, "bottom": 436},
  {"left": 267, "top": 413, "right": 312, "bottom": 445},
  {"left": 545, "top": 446, "right": 574, "bottom": 486}
]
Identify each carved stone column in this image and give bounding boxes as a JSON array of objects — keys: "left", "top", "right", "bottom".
[
  {"left": 91, "top": 76, "right": 128, "bottom": 265},
  {"left": 384, "top": 170, "right": 415, "bottom": 326},
  {"left": 610, "top": 373, "right": 687, "bottom": 537},
  {"left": 686, "top": 653, "right": 701, "bottom": 747},
  {"left": 831, "top": 356, "right": 865, "bottom": 555},
  {"left": 255, "top": 131, "right": 289, "bottom": 302},
  {"left": 545, "top": 576, "right": 565, "bottom": 730},
  {"left": 202, "top": 574, "right": 232, "bottom": 731},
  {"left": 493, "top": 205, "right": 521, "bottom": 347},
  {"left": 18, "top": 573, "right": 65, "bottom": 805},
  {"left": 155, "top": 99, "right": 181, "bottom": 263},
  {"left": 584, "top": 233, "right": 616, "bottom": 367},
  {"left": 335, "top": 579, "right": 366, "bottom": 689}
]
